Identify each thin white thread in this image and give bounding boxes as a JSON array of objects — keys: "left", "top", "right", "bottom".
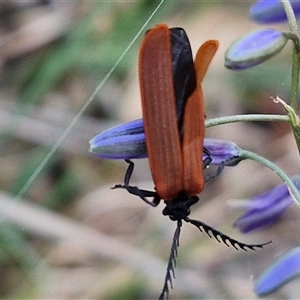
[{"left": 1, "top": 1, "right": 164, "bottom": 225}]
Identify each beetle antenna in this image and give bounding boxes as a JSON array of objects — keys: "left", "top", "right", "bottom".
[
  {"left": 185, "top": 217, "right": 271, "bottom": 251},
  {"left": 158, "top": 220, "right": 182, "bottom": 300}
]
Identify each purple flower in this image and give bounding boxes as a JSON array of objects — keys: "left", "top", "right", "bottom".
[
  {"left": 250, "top": 0, "right": 300, "bottom": 24},
  {"left": 89, "top": 119, "right": 147, "bottom": 159},
  {"left": 89, "top": 119, "right": 242, "bottom": 166},
  {"left": 225, "top": 29, "right": 288, "bottom": 70},
  {"left": 234, "top": 176, "right": 300, "bottom": 233},
  {"left": 254, "top": 246, "right": 300, "bottom": 296},
  {"left": 203, "top": 138, "right": 242, "bottom": 167}
]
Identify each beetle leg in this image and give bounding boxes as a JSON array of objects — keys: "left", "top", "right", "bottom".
[
  {"left": 205, "top": 162, "right": 225, "bottom": 183},
  {"left": 112, "top": 159, "right": 161, "bottom": 207}
]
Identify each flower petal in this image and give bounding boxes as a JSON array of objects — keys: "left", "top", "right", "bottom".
[
  {"left": 250, "top": 0, "right": 300, "bottom": 24},
  {"left": 234, "top": 196, "right": 292, "bottom": 232},
  {"left": 89, "top": 119, "right": 147, "bottom": 159},
  {"left": 254, "top": 247, "right": 300, "bottom": 296},
  {"left": 203, "top": 138, "right": 242, "bottom": 166},
  {"left": 225, "top": 29, "right": 288, "bottom": 70},
  {"left": 234, "top": 176, "right": 300, "bottom": 233},
  {"left": 89, "top": 119, "right": 242, "bottom": 165}
]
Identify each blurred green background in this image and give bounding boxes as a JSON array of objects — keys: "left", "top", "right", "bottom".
[{"left": 0, "top": 1, "right": 299, "bottom": 299}]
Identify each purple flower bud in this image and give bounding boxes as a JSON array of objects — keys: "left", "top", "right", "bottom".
[
  {"left": 225, "top": 29, "right": 288, "bottom": 70},
  {"left": 89, "top": 119, "right": 147, "bottom": 159},
  {"left": 254, "top": 247, "right": 300, "bottom": 296},
  {"left": 234, "top": 176, "right": 300, "bottom": 233},
  {"left": 250, "top": 0, "right": 300, "bottom": 24},
  {"left": 89, "top": 119, "right": 242, "bottom": 166},
  {"left": 203, "top": 138, "right": 242, "bottom": 166}
]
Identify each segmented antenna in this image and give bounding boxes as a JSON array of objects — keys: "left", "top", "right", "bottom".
[
  {"left": 185, "top": 217, "right": 271, "bottom": 251},
  {"left": 158, "top": 220, "right": 182, "bottom": 300}
]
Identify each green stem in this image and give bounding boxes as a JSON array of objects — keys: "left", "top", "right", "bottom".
[
  {"left": 280, "top": 0, "right": 300, "bottom": 155},
  {"left": 285, "top": 31, "right": 300, "bottom": 112},
  {"left": 280, "top": 0, "right": 299, "bottom": 36},
  {"left": 205, "top": 114, "right": 289, "bottom": 128},
  {"left": 290, "top": 40, "right": 300, "bottom": 112},
  {"left": 240, "top": 149, "right": 300, "bottom": 206}
]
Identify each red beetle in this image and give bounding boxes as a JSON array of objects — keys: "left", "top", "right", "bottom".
[{"left": 114, "top": 24, "right": 270, "bottom": 299}]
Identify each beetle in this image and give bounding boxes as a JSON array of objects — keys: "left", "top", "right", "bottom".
[{"left": 113, "top": 24, "right": 270, "bottom": 299}]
